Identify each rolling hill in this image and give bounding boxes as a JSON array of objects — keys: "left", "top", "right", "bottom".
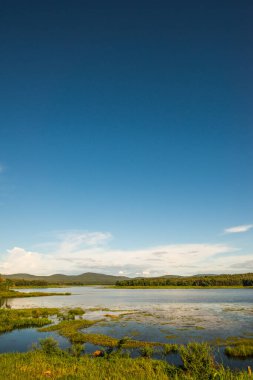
[{"left": 1, "top": 272, "right": 130, "bottom": 285}]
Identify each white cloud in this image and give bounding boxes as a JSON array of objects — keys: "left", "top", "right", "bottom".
[
  {"left": 0, "top": 230, "right": 246, "bottom": 276},
  {"left": 56, "top": 231, "right": 112, "bottom": 254},
  {"left": 0, "top": 164, "right": 4, "bottom": 173},
  {"left": 1, "top": 247, "right": 45, "bottom": 273},
  {"left": 224, "top": 224, "right": 253, "bottom": 234}
]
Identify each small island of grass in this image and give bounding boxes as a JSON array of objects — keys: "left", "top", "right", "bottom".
[
  {"left": 0, "top": 278, "right": 71, "bottom": 298},
  {"left": 0, "top": 289, "right": 71, "bottom": 298}
]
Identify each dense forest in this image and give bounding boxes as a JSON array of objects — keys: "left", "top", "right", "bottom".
[
  {"left": 2, "top": 273, "right": 253, "bottom": 288},
  {"left": 115, "top": 273, "right": 253, "bottom": 287}
]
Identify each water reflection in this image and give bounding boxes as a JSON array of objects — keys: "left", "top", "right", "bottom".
[{"left": 0, "top": 298, "right": 11, "bottom": 308}]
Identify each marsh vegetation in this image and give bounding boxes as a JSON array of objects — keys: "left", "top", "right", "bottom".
[
  {"left": 1, "top": 287, "right": 253, "bottom": 378},
  {"left": 0, "top": 338, "right": 252, "bottom": 380}
]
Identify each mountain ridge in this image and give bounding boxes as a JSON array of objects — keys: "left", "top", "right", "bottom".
[{"left": 1, "top": 272, "right": 130, "bottom": 285}]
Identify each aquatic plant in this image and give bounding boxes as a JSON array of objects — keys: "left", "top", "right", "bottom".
[
  {"left": 0, "top": 308, "right": 86, "bottom": 334},
  {"left": 39, "top": 337, "right": 62, "bottom": 355},
  {"left": 68, "top": 343, "right": 85, "bottom": 358},
  {"left": 225, "top": 342, "right": 253, "bottom": 358},
  {"left": 180, "top": 342, "right": 215, "bottom": 379},
  {"left": 163, "top": 344, "right": 178, "bottom": 356},
  {"left": 139, "top": 345, "right": 154, "bottom": 358},
  {"left": 0, "top": 308, "right": 60, "bottom": 333},
  {"left": 39, "top": 319, "right": 166, "bottom": 349}
]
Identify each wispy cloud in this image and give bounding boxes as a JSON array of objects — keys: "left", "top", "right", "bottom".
[
  {"left": 224, "top": 224, "right": 253, "bottom": 234},
  {"left": 56, "top": 231, "right": 112, "bottom": 254},
  {"left": 0, "top": 164, "right": 4, "bottom": 173},
  {"left": 0, "top": 230, "right": 246, "bottom": 277}
]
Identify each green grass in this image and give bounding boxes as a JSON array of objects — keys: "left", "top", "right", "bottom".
[
  {"left": 0, "top": 343, "right": 252, "bottom": 380},
  {"left": 0, "top": 308, "right": 60, "bottom": 333},
  {"left": 39, "top": 319, "right": 178, "bottom": 350},
  {"left": 112, "top": 285, "right": 253, "bottom": 289},
  {"left": 0, "top": 307, "right": 85, "bottom": 334},
  {"left": 1, "top": 307, "right": 253, "bottom": 377},
  {"left": 210, "top": 337, "right": 253, "bottom": 358},
  {"left": 224, "top": 338, "right": 253, "bottom": 358},
  {"left": 0, "top": 289, "right": 71, "bottom": 298},
  {"left": 0, "top": 351, "right": 172, "bottom": 380},
  {"left": 39, "top": 316, "right": 253, "bottom": 360},
  {"left": 225, "top": 345, "right": 253, "bottom": 358}
]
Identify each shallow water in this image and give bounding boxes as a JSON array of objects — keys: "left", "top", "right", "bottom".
[
  {"left": 0, "top": 329, "right": 70, "bottom": 353},
  {"left": 1, "top": 287, "right": 253, "bottom": 370}
]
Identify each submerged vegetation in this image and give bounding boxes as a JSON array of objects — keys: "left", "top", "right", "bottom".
[
  {"left": 2, "top": 306, "right": 253, "bottom": 362},
  {"left": 0, "top": 306, "right": 253, "bottom": 378},
  {"left": 39, "top": 318, "right": 174, "bottom": 350}
]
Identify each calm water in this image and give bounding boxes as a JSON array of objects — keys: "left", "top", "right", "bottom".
[
  {"left": 5, "top": 286, "right": 253, "bottom": 308},
  {"left": 1, "top": 287, "right": 253, "bottom": 369}
]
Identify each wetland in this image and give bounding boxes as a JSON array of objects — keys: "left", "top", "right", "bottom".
[{"left": 0, "top": 287, "right": 253, "bottom": 379}]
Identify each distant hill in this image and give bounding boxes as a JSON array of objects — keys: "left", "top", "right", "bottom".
[
  {"left": 156, "top": 274, "right": 182, "bottom": 278},
  {"left": 1, "top": 272, "right": 130, "bottom": 285}
]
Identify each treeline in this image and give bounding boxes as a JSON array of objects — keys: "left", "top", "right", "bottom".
[
  {"left": 116, "top": 273, "right": 253, "bottom": 287},
  {"left": 0, "top": 278, "right": 13, "bottom": 291},
  {"left": 0, "top": 278, "right": 86, "bottom": 287}
]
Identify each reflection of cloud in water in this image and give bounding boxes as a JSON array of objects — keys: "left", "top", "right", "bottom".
[{"left": 4, "top": 287, "right": 253, "bottom": 344}]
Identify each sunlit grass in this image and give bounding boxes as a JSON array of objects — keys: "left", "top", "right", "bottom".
[
  {"left": 211, "top": 337, "right": 253, "bottom": 358},
  {"left": 39, "top": 318, "right": 178, "bottom": 350},
  {"left": 0, "top": 307, "right": 85, "bottom": 334},
  {"left": 224, "top": 338, "right": 253, "bottom": 358},
  {"left": 0, "top": 289, "right": 71, "bottom": 298},
  {"left": 0, "top": 308, "right": 59, "bottom": 333},
  {"left": 1, "top": 307, "right": 253, "bottom": 378},
  {"left": 0, "top": 342, "right": 252, "bottom": 380}
]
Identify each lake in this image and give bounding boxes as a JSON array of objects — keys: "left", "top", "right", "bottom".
[{"left": 1, "top": 287, "right": 253, "bottom": 369}]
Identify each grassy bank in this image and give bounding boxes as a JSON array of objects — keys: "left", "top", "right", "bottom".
[
  {"left": 0, "top": 308, "right": 253, "bottom": 378},
  {"left": 112, "top": 285, "right": 253, "bottom": 289},
  {"left": 0, "top": 342, "right": 252, "bottom": 380},
  {"left": 12, "top": 285, "right": 69, "bottom": 289},
  {"left": 0, "top": 289, "right": 71, "bottom": 298},
  {"left": 13, "top": 284, "right": 97, "bottom": 289}
]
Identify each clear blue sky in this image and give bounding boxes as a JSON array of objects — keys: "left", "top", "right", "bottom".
[{"left": 0, "top": 1, "right": 252, "bottom": 275}]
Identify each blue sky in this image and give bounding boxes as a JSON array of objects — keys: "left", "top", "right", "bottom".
[{"left": 0, "top": 1, "right": 252, "bottom": 275}]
